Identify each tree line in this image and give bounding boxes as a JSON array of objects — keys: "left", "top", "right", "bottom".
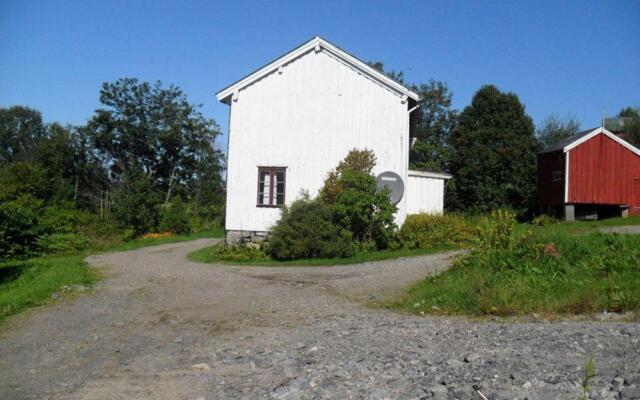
[
  {"left": 2, "top": 72, "right": 638, "bottom": 259},
  {"left": 1, "top": 78, "right": 225, "bottom": 259},
  {"left": 370, "top": 62, "right": 640, "bottom": 215}
]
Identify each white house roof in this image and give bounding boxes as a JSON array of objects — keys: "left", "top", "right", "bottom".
[
  {"left": 216, "top": 36, "right": 421, "bottom": 104},
  {"left": 408, "top": 169, "right": 452, "bottom": 180},
  {"left": 540, "top": 127, "right": 640, "bottom": 157}
]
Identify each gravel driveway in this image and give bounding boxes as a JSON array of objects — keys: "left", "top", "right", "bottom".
[{"left": 0, "top": 239, "right": 638, "bottom": 400}]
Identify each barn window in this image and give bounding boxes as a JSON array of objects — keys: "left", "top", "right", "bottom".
[
  {"left": 552, "top": 170, "right": 563, "bottom": 182},
  {"left": 257, "top": 167, "right": 286, "bottom": 207}
]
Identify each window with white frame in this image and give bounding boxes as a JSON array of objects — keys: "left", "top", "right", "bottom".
[{"left": 257, "top": 167, "right": 286, "bottom": 207}]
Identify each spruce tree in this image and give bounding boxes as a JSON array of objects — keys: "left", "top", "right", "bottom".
[{"left": 448, "top": 85, "right": 537, "bottom": 213}]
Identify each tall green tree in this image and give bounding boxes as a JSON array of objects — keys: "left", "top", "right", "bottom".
[
  {"left": 0, "top": 106, "right": 46, "bottom": 164},
  {"left": 85, "top": 78, "right": 224, "bottom": 202},
  {"left": 409, "top": 80, "right": 457, "bottom": 172},
  {"left": 536, "top": 114, "right": 581, "bottom": 149},
  {"left": 448, "top": 85, "right": 537, "bottom": 213}
]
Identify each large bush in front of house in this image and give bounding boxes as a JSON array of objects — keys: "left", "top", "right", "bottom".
[
  {"left": 332, "top": 169, "right": 397, "bottom": 249},
  {"left": 319, "top": 148, "right": 397, "bottom": 250},
  {"left": 267, "top": 197, "right": 355, "bottom": 260}
]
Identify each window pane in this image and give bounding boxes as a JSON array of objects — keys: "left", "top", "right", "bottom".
[
  {"left": 262, "top": 171, "right": 271, "bottom": 205},
  {"left": 276, "top": 193, "right": 285, "bottom": 205}
]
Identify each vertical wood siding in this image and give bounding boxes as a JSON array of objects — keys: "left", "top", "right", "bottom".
[
  {"left": 568, "top": 133, "right": 640, "bottom": 214},
  {"left": 406, "top": 175, "right": 445, "bottom": 214},
  {"left": 537, "top": 151, "right": 566, "bottom": 206},
  {"left": 226, "top": 48, "right": 410, "bottom": 231}
]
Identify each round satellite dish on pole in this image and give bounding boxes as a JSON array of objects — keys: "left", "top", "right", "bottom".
[{"left": 376, "top": 171, "right": 404, "bottom": 204}]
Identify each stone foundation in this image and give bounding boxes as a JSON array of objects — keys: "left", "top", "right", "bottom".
[{"left": 225, "top": 230, "right": 270, "bottom": 246}]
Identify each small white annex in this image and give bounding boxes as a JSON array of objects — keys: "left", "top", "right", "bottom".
[{"left": 217, "top": 36, "right": 451, "bottom": 242}]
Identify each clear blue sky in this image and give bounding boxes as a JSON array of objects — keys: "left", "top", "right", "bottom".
[{"left": 1, "top": 0, "right": 639, "bottom": 151}]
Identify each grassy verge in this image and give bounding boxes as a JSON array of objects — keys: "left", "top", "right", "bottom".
[
  {"left": 395, "top": 229, "right": 640, "bottom": 317},
  {"left": 0, "top": 228, "right": 224, "bottom": 322},
  {"left": 0, "top": 254, "right": 96, "bottom": 322},
  {"left": 188, "top": 244, "right": 457, "bottom": 266},
  {"left": 516, "top": 215, "right": 640, "bottom": 236}
]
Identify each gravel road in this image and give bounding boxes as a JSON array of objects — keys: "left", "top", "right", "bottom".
[{"left": 0, "top": 239, "right": 638, "bottom": 400}]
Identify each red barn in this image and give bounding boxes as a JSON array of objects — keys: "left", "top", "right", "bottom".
[{"left": 538, "top": 127, "right": 640, "bottom": 220}]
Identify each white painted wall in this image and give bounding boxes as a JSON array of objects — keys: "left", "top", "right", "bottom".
[
  {"left": 406, "top": 174, "right": 446, "bottom": 214},
  {"left": 225, "top": 47, "right": 410, "bottom": 232}
]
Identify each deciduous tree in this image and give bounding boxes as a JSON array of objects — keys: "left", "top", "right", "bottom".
[{"left": 536, "top": 114, "right": 581, "bottom": 149}]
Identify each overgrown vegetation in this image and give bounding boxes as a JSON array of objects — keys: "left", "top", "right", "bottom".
[
  {"left": 0, "top": 79, "right": 225, "bottom": 262},
  {"left": 396, "top": 213, "right": 474, "bottom": 249},
  {"left": 398, "top": 211, "right": 640, "bottom": 316},
  {"left": 0, "top": 81, "right": 225, "bottom": 321}
]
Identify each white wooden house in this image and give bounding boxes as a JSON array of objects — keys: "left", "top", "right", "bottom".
[{"left": 216, "top": 37, "right": 451, "bottom": 243}]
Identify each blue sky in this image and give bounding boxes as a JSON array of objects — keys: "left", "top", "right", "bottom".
[{"left": 1, "top": 0, "right": 639, "bottom": 151}]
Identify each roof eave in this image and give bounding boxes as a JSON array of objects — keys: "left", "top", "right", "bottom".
[{"left": 408, "top": 169, "right": 453, "bottom": 180}]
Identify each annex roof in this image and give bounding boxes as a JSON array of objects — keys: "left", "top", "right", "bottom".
[
  {"left": 216, "top": 36, "right": 420, "bottom": 104},
  {"left": 540, "top": 127, "right": 640, "bottom": 157},
  {"left": 408, "top": 169, "right": 452, "bottom": 180}
]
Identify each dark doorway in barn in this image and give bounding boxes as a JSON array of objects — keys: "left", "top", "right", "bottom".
[{"left": 573, "top": 204, "right": 625, "bottom": 220}]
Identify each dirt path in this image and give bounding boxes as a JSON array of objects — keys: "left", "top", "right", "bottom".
[{"left": 0, "top": 239, "right": 638, "bottom": 400}]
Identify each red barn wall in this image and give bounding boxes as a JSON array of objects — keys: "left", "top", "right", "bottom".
[
  {"left": 568, "top": 133, "right": 640, "bottom": 214},
  {"left": 537, "top": 151, "right": 565, "bottom": 206}
]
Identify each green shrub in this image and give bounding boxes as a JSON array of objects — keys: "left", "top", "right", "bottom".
[
  {"left": 319, "top": 148, "right": 377, "bottom": 204},
  {"left": 36, "top": 233, "right": 90, "bottom": 254},
  {"left": 111, "top": 171, "right": 161, "bottom": 235},
  {"left": 268, "top": 197, "right": 355, "bottom": 260},
  {"left": 332, "top": 170, "right": 397, "bottom": 249},
  {"left": 0, "top": 196, "right": 43, "bottom": 260},
  {"left": 121, "top": 228, "right": 136, "bottom": 242},
  {"left": 208, "top": 244, "right": 269, "bottom": 262},
  {"left": 0, "top": 162, "right": 49, "bottom": 201},
  {"left": 398, "top": 213, "right": 473, "bottom": 249},
  {"left": 160, "top": 196, "right": 191, "bottom": 235},
  {"left": 475, "top": 209, "right": 517, "bottom": 250},
  {"left": 532, "top": 214, "right": 559, "bottom": 226},
  {"left": 39, "top": 205, "right": 85, "bottom": 234}
]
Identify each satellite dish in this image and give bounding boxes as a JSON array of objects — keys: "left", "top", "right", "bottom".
[{"left": 376, "top": 171, "right": 404, "bottom": 204}]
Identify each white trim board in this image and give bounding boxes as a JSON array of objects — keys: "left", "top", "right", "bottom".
[
  {"left": 564, "top": 151, "right": 570, "bottom": 203},
  {"left": 216, "top": 36, "right": 420, "bottom": 103},
  {"left": 563, "top": 127, "right": 640, "bottom": 157},
  {"left": 408, "top": 170, "right": 452, "bottom": 180}
]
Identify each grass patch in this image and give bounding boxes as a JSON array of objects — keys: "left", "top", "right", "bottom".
[
  {"left": 396, "top": 230, "right": 640, "bottom": 317},
  {"left": 188, "top": 244, "right": 456, "bottom": 266},
  {"left": 0, "top": 254, "right": 97, "bottom": 322},
  {"left": 0, "top": 227, "right": 223, "bottom": 322},
  {"left": 516, "top": 215, "right": 640, "bottom": 236}
]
